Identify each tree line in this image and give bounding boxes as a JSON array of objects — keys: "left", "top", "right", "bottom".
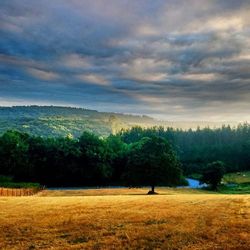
[
  {"left": 0, "top": 130, "right": 183, "bottom": 191},
  {"left": 0, "top": 124, "right": 249, "bottom": 188},
  {"left": 118, "top": 124, "right": 250, "bottom": 174}
]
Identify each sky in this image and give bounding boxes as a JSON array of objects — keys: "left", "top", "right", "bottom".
[{"left": 1, "top": 0, "right": 250, "bottom": 121}]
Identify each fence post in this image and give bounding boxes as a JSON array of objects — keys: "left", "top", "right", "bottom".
[{"left": 0, "top": 187, "right": 42, "bottom": 196}]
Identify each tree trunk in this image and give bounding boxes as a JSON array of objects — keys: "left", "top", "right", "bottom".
[{"left": 147, "top": 185, "right": 157, "bottom": 194}]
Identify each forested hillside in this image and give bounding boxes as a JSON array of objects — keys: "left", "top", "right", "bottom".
[
  {"left": 0, "top": 106, "right": 154, "bottom": 137},
  {"left": 0, "top": 106, "right": 237, "bottom": 137}
]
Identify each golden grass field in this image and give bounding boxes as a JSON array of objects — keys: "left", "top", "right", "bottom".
[{"left": 0, "top": 188, "right": 249, "bottom": 250}]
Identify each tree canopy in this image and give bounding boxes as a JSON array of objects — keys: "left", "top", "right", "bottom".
[
  {"left": 200, "top": 161, "right": 226, "bottom": 190},
  {"left": 124, "top": 136, "right": 182, "bottom": 194}
]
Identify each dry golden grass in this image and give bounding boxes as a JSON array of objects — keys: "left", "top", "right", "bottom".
[
  {"left": 38, "top": 187, "right": 212, "bottom": 197},
  {"left": 0, "top": 188, "right": 249, "bottom": 250}
]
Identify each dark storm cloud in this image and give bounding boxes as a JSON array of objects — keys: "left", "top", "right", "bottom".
[{"left": 1, "top": 0, "right": 250, "bottom": 121}]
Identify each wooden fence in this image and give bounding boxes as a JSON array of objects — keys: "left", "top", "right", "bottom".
[{"left": 0, "top": 187, "right": 42, "bottom": 196}]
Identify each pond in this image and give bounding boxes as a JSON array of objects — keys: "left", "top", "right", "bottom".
[{"left": 183, "top": 178, "right": 207, "bottom": 188}]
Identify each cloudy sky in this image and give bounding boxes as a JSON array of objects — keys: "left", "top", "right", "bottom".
[{"left": 1, "top": 0, "right": 250, "bottom": 121}]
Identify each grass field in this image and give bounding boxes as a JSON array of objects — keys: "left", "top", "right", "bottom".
[
  {"left": 223, "top": 171, "right": 250, "bottom": 184},
  {"left": 0, "top": 188, "right": 249, "bottom": 250},
  {"left": 219, "top": 171, "right": 250, "bottom": 194}
]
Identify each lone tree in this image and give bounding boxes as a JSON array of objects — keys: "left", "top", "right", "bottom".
[
  {"left": 200, "top": 161, "right": 225, "bottom": 190},
  {"left": 124, "top": 136, "right": 182, "bottom": 194}
]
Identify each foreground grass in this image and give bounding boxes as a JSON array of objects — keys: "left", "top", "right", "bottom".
[
  {"left": 39, "top": 187, "right": 212, "bottom": 197},
  {"left": 0, "top": 188, "right": 249, "bottom": 250}
]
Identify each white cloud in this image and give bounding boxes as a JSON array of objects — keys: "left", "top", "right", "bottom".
[
  {"left": 61, "top": 54, "right": 91, "bottom": 69},
  {"left": 27, "top": 68, "right": 60, "bottom": 80},
  {"left": 121, "top": 58, "right": 170, "bottom": 82},
  {"left": 176, "top": 73, "right": 222, "bottom": 81},
  {"left": 76, "top": 74, "right": 109, "bottom": 86}
]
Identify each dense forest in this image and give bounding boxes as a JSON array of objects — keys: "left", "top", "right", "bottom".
[
  {"left": 0, "top": 106, "right": 236, "bottom": 137},
  {"left": 119, "top": 125, "right": 250, "bottom": 175},
  {"left": 0, "top": 130, "right": 183, "bottom": 187},
  {"left": 0, "top": 124, "right": 249, "bottom": 187}
]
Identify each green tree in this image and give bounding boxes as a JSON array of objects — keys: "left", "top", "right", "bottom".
[
  {"left": 200, "top": 161, "right": 225, "bottom": 190},
  {"left": 78, "top": 132, "right": 111, "bottom": 185},
  {"left": 124, "top": 136, "right": 181, "bottom": 194},
  {"left": 106, "top": 135, "right": 129, "bottom": 184},
  {"left": 0, "top": 131, "right": 30, "bottom": 180}
]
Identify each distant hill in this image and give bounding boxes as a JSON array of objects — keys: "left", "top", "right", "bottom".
[
  {"left": 0, "top": 106, "right": 155, "bottom": 137},
  {"left": 0, "top": 106, "right": 239, "bottom": 137}
]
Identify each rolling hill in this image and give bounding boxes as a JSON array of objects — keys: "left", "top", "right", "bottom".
[{"left": 0, "top": 106, "right": 239, "bottom": 137}]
